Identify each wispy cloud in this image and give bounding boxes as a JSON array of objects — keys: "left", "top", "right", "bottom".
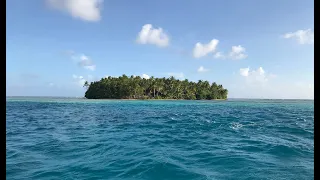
[
  {"left": 47, "top": 0, "right": 103, "bottom": 22},
  {"left": 283, "top": 29, "right": 314, "bottom": 44},
  {"left": 78, "top": 55, "right": 96, "bottom": 71},
  {"left": 213, "top": 52, "right": 225, "bottom": 59},
  {"left": 137, "top": 24, "right": 170, "bottom": 47},
  {"left": 66, "top": 51, "right": 96, "bottom": 71}
]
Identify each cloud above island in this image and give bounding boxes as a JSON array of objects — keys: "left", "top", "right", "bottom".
[
  {"left": 72, "top": 74, "right": 94, "bottom": 87},
  {"left": 191, "top": 38, "right": 247, "bottom": 60},
  {"left": 66, "top": 51, "right": 96, "bottom": 71},
  {"left": 193, "top": 39, "right": 219, "bottom": 58},
  {"left": 197, "top": 66, "right": 209, "bottom": 73},
  {"left": 141, "top": 74, "right": 150, "bottom": 79},
  {"left": 78, "top": 55, "right": 96, "bottom": 71},
  {"left": 47, "top": 0, "right": 103, "bottom": 22},
  {"left": 229, "top": 45, "right": 248, "bottom": 60},
  {"left": 136, "top": 24, "right": 170, "bottom": 47}
]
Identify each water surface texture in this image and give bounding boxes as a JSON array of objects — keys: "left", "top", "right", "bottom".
[{"left": 6, "top": 97, "right": 314, "bottom": 180}]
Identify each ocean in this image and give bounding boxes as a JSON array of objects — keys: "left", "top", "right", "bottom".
[{"left": 6, "top": 97, "right": 314, "bottom": 180}]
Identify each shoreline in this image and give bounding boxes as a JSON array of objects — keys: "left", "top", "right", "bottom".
[{"left": 84, "top": 98, "right": 227, "bottom": 101}]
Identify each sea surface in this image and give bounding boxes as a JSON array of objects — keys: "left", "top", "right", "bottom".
[{"left": 6, "top": 97, "right": 314, "bottom": 180}]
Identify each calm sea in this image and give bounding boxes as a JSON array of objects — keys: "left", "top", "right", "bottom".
[{"left": 6, "top": 97, "right": 314, "bottom": 180}]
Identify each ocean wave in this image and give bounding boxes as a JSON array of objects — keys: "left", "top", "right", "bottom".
[{"left": 6, "top": 99, "right": 314, "bottom": 180}]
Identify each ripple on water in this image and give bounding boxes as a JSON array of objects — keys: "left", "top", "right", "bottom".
[{"left": 6, "top": 98, "right": 314, "bottom": 180}]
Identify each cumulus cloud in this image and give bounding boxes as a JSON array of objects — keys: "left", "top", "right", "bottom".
[
  {"left": 239, "top": 67, "right": 276, "bottom": 85},
  {"left": 283, "top": 29, "right": 314, "bottom": 44},
  {"left": 47, "top": 0, "right": 103, "bottom": 22},
  {"left": 229, "top": 45, "right": 247, "bottom": 60},
  {"left": 193, "top": 39, "right": 219, "bottom": 58},
  {"left": 141, "top": 74, "right": 150, "bottom": 79},
  {"left": 197, "top": 66, "right": 209, "bottom": 73},
  {"left": 137, "top": 24, "right": 169, "bottom": 47},
  {"left": 239, "top": 67, "right": 250, "bottom": 77}
]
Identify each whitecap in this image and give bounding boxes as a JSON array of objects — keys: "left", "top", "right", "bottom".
[{"left": 230, "top": 122, "right": 243, "bottom": 130}]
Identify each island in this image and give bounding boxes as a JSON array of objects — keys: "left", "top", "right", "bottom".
[{"left": 84, "top": 75, "right": 228, "bottom": 100}]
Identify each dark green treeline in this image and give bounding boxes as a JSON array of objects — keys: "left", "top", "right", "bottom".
[{"left": 84, "top": 75, "right": 228, "bottom": 100}]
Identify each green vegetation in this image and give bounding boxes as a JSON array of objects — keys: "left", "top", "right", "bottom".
[{"left": 84, "top": 75, "right": 228, "bottom": 100}]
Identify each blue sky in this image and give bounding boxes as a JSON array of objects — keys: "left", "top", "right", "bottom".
[{"left": 6, "top": 0, "right": 314, "bottom": 99}]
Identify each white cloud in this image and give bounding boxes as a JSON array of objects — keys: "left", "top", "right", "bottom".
[
  {"left": 226, "top": 67, "right": 313, "bottom": 99},
  {"left": 141, "top": 74, "right": 150, "bottom": 79},
  {"left": 229, "top": 45, "right": 247, "bottom": 60},
  {"left": 137, "top": 24, "right": 169, "bottom": 47},
  {"left": 47, "top": 0, "right": 103, "bottom": 22},
  {"left": 72, "top": 74, "right": 94, "bottom": 87},
  {"left": 72, "top": 74, "right": 86, "bottom": 87},
  {"left": 84, "top": 66, "right": 95, "bottom": 71},
  {"left": 214, "top": 52, "right": 225, "bottom": 59},
  {"left": 197, "top": 66, "right": 209, "bottom": 73},
  {"left": 239, "top": 67, "right": 276, "bottom": 85},
  {"left": 193, "top": 39, "right": 219, "bottom": 58},
  {"left": 67, "top": 52, "right": 96, "bottom": 71},
  {"left": 283, "top": 29, "right": 314, "bottom": 44},
  {"left": 239, "top": 67, "right": 250, "bottom": 77},
  {"left": 167, "top": 72, "right": 184, "bottom": 79},
  {"left": 269, "top": 74, "right": 277, "bottom": 78},
  {"left": 79, "top": 55, "right": 96, "bottom": 71}
]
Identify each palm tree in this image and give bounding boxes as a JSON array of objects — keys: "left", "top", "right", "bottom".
[
  {"left": 83, "top": 81, "right": 89, "bottom": 88},
  {"left": 84, "top": 74, "right": 228, "bottom": 100}
]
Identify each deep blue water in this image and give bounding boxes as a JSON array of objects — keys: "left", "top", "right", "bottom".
[{"left": 6, "top": 97, "right": 314, "bottom": 180}]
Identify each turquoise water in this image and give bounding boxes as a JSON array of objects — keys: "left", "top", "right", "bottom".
[{"left": 6, "top": 97, "right": 314, "bottom": 179}]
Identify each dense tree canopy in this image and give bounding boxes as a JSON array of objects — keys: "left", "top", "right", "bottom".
[{"left": 84, "top": 75, "right": 228, "bottom": 100}]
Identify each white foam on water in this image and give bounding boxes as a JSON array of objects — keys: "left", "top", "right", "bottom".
[{"left": 230, "top": 122, "right": 243, "bottom": 130}]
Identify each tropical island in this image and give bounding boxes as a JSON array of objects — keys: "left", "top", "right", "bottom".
[{"left": 84, "top": 75, "right": 228, "bottom": 100}]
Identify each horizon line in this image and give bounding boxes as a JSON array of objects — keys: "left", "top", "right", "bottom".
[{"left": 6, "top": 96, "right": 314, "bottom": 100}]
